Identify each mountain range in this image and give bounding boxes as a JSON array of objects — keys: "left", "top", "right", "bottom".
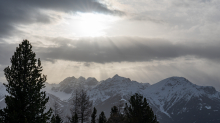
[{"left": 0, "top": 74, "right": 220, "bottom": 123}]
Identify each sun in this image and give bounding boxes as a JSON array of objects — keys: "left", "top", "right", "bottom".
[{"left": 75, "top": 12, "right": 118, "bottom": 37}]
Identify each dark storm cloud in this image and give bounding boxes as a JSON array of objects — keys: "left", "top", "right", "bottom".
[
  {"left": 32, "top": 37, "right": 220, "bottom": 63},
  {"left": 0, "top": 0, "right": 123, "bottom": 38},
  {"left": 5, "top": 0, "right": 123, "bottom": 14}
]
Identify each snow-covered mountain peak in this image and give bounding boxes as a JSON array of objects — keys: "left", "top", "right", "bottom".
[
  {"left": 112, "top": 74, "right": 126, "bottom": 80},
  {"left": 113, "top": 74, "right": 119, "bottom": 77},
  {"left": 161, "top": 77, "right": 193, "bottom": 87},
  {"left": 155, "top": 77, "right": 218, "bottom": 95},
  {"left": 78, "top": 76, "right": 86, "bottom": 82},
  {"left": 144, "top": 77, "right": 195, "bottom": 94},
  {"left": 85, "top": 77, "right": 99, "bottom": 86},
  {"left": 58, "top": 76, "right": 87, "bottom": 85},
  {"left": 87, "top": 77, "right": 96, "bottom": 81},
  {"left": 110, "top": 74, "right": 131, "bottom": 83},
  {"left": 59, "top": 76, "right": 76, "bottom": 85},
  {"left": 144, "top": 77, "right": 199, "bottom": 96},
  {"left": 49, "top": 76, "right": 99, "bottom": 95},
  {"left": 142, "top": 76, "right": 220, "bottom": 117},
  {"left": 89, "top": 75, "right": 146, "bottom": 105},
  {"left": 113, "top": 74, "right": 119, "bottom": 78}
]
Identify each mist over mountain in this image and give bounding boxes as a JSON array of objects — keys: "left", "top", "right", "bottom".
[{"left": 0, "top": 75, "right": 220, "bottom": 123}]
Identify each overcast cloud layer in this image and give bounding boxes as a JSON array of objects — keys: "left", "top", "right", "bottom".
[
  {"left": 35, "top": 37, "right": 220, "bottom": 63},
  {"left": 0, "top": 0, "right": 220, "bottom": 90},
  {"left": 0, "top": 0, "right": 123, "bottom": 38},
  {"left": 1, "top": 37, "right": 220, "bottom": 64}
]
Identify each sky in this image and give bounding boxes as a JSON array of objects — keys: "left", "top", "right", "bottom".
[{"left": 0, "top": 0, "right": 220, "bottom": 90}]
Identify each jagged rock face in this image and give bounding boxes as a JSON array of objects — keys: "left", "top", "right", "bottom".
[{"left": 0, "top": 75, "right": 220, "bottom": 123}]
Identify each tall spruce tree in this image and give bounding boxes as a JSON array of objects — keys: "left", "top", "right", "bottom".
[
  {"left": 0, "top": 40, "right": 52, "bottom": 123},
  {"left": 51, "top": 114, "right": 63, "bottom": 123},
  {"left": 68, "top": 113, "right": 78, "bottom": 123},
  {"left": 124, "top": 93, "right": 159, "bottom": 123},
  {"left": 0, "top": 109, "right": 4, "bottom": 122},
  {"left": 107, "top": 106, "right": 124, "bottom": 123},
  {"left": 91, "top": 107, "right": 97, "bottom": 123},
  {"left": 98, "top": 111, "right": 107, "bottom": 123}
]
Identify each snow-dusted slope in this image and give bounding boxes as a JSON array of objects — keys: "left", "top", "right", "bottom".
[
  {"left": 0, "top": 75, "right": 220, "bottom": 123},
  {"left": 89, "top": 74, "right": 150, "bottom": 105},
  {"left": 143, "top": 77, "right": 220, "bottom": 123},
  {"left": 144, "top": 77, "right": 220, "bottom": 105}
]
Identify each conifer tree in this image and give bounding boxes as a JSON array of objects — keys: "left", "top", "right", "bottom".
[
  {"left": 51, "top": 115, "right": 56, "bottom": 123},
  {"left": 98, "top": 111, "right": 107, "bottom": 123},
  {"left": 107, "top": 106, "right": 124, "bottom": 123},
  {"left": 51, "top": 114, "right": 63, "bottom": 123},
  {"left": 0, "top": 40, "right": 52, "bottom": 123},
  {"left": 110, "top": 106, "right": 118, "bottom": 116},
  {"left": 51, "top": 100, "right": 63, "bottom": 123},
  {"left": 55, "top": 115, "right": 63, "bottom": 123},
  {"left": 91, "top": 107, "right": 97, "bottom": 123},
  {"left": 0, "top": 110, "right": 4, "bottom": 122},
  {"left": 68, "top": 113, "right": 78, "bottom": 123},
  {"left": 70, "top": 89, "right": 92, "bottom": 123},
  {"left": 124, "top": 93, "right": 159, "bottom": 123}
]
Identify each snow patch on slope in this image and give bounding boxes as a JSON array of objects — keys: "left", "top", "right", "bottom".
[
  {"left": 89, "top": 74, "right": 150, "bottom": 105},
  {"left": 142, "top": 77, "right": 220, "bottom": 117}
]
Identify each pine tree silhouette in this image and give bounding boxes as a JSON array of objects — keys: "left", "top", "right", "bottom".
[
  {"left": 0, "top": 40, "right": 52, "bottom": 123},
  {"left": 98, "top": 111, "right": 107, "bottom": 123},
  {"left": 124, "top": 93, "right": 159, "bottom": 123},
  {"left": 91, "top": 107, "right": 97, "bottom": 123},
  {"left": 107, "top": 106, "right": 124, "bottom": 123}
]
